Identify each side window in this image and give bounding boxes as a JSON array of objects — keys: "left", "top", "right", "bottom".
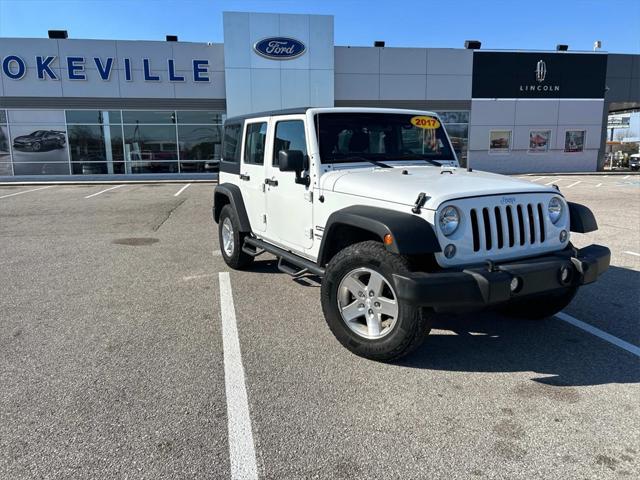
[
  {"left": 273, "top": 120, "right": 307, "bottom": 166},
  {"left": 243, "top": 122, "right": 267, "bottom": 165},
  {"left": 222, "top": 124, "right": 241, "bottom": 163}
]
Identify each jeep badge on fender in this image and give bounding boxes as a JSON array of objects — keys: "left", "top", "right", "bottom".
[{"left": 213, "top": 107, "right": 610, "bottom": 361}]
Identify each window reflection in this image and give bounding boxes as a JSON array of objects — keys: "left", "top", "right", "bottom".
[{"left": 124, "top": 124, "right": 178, "bottom": 173}]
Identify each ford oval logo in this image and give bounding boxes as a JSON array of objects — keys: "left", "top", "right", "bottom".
[{"left": 253, "top": 37, "right": 306, "bottom": 60}]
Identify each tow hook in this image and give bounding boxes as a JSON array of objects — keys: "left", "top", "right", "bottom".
[
  {"left": 485, "top": 260, "right": 500, "bottom": 272},
  {"left": 412, "top": 192, "right": 429, "bottom": 214}
]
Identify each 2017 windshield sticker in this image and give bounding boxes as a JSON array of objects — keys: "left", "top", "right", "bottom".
[{"left": 410, "top": 116, "right": 440, "bottom": 129}]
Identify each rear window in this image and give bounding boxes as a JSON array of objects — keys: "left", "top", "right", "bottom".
[{"left": 222, "top": 124, "right": 241, "bottom": 163}]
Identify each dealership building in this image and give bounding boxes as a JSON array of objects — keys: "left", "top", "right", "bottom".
[{"left": 0, "top": 11, "right": 638, "bottom": 180}]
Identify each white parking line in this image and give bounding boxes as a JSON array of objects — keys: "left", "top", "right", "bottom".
[
  {"left": 566, "top": 181, "right": 582, "bottom": 188},
  {"left": 174, "top": 183, "right": 191, "bottom": 197},
  {"left": 596, "top": 183, "right": 603, "bottom": 188},
  {"left": 219, "top": 272, "right": 259, "bottom": 480},
  {"left": 183, "top": 273, "right": 216, "bottom": 281},
  {"left": 623, "top": 175, "right": 630, "bottom": 179},
  {"left": 212, "top": 250, "right": 222, "bottom": 256},
  {"left": 544, "top": 178, "right": 560, "bottom": 185},
  {"left": 84, "top": 184, "right": 124, "bottom": 199},
  {"left": 531, "top": 176, "right": 547, "bottom": 182},
  {"left": 556, "top": 312, "right": 640, "bottom": 357},
  {"left": 623, "top": 251, "right": 640, "bottom": 257},
  {"left": 0, "top": 185, "right": 53, "bottom": 199}
]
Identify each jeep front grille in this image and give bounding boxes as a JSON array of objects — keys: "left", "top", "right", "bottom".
[{"left": 470, "top": 203, "right": 546, "bottom": 252}]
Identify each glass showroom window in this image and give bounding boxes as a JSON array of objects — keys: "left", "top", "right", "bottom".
[
  {"left": 0, "top": 110, "right": 11, "bottom": 176},
  {"left": 123, "top": 123, "right": 179, "bottom": 174},
  {"left": 66, "top": 110, "right": 125, "bottom": 175},
  {"left": 436, "top": 111, "right": 469, "bottom": 167},
  {"left": 176, "top": 111, "right": 223, "bottom": 173},
  {"left": 9, "top": 109, "right": 70, "bottom": 176}
]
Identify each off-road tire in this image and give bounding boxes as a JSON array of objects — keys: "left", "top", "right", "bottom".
[
  {"left": 218, "top": 205, "right": 254, "bottom": 270},
  {"left": 321, "top": 241, "right": 431, "bottom": 361},
  {"left": 498, "top": 286, "right": 578, "bottom": 320}
]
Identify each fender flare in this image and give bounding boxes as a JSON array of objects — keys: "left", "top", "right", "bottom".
[
  {"left": 568, "top": 202, "right": 598, "bottom": 233},
  {"left": 213, "top": 183, "right": 251, "bottom": 232},
  {"left": 317, "top": 205, "right": 441, "bottom": 266}
]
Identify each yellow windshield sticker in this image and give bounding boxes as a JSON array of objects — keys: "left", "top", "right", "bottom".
[{"left": 410, "top": 116, "right": 440, "bottom": 129}]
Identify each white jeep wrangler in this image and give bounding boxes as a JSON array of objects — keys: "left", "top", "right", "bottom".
[{"left": 213, "top": 107, "right": 610, "bottom": 361}]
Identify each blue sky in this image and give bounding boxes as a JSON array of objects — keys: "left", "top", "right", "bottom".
[{"left": 0, "top": 0, "right": 638, "bottom": 53}]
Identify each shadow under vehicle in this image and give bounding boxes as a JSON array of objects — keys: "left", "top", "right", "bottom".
[{"left": 12, "top": 130, "right": 66, "bottom": 152}]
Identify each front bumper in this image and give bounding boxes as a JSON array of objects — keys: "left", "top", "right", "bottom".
[{"left": 393, "top": 245, "right": 610, "bottom": 311}]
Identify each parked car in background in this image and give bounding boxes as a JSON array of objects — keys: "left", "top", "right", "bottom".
[
  {"left": 13, "top": 130, "right": 66, "bottom": 152},
  {"left": 629, "top": 153, "right": 640, "bottom": 171}
]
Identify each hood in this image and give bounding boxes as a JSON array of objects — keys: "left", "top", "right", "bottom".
[
  {"left": 320, "top": 165, "right": 557, "bottom": 209},
  {"left": 13, "top": 136, "right": 32, "bottom": 142}
]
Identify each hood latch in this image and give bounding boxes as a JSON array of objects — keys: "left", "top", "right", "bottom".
[{"left": 412, "top": 192, "right": 430, "bottom": 214}]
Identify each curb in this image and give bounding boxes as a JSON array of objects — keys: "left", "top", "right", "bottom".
[
  {"left": 518, "top": 172, "right": 639, "bottom": 176},
  {"left": 0, "top": 179, "right": 218, "bottom": 186}
]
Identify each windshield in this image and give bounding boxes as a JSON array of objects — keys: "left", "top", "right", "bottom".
[{"left": 316, "top": 113, "right": 454, "bottom": 164}]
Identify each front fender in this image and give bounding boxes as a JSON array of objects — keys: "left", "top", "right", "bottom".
[
  {"left": 568, "top": 202, "right": 598, "bottom": 233},
  {"left": 318, "top": 205, "right": 441, "bottom": 265}
]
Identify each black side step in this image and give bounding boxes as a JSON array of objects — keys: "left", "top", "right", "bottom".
[
  {"left": 244, "top": 237, "right": 325, "bottom": 277},
  {"left": 241, "top": 242, "right": 265, "bottom": 258},
  {"left": 277, "top": 257, "right": 308, "bottom": 277}
]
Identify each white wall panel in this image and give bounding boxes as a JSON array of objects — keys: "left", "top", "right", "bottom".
[
  {"left": 59, "top": 40, "right": 119, "bottom": 71},
  {"left": 557, "top": 100, "right": 604, "bottom": 125},
  {"left": 426, "top": 74, "right": 471, "bottom": 100},
  {"left": 335, "top": 73, "right": 379, "bottom": 100},
  {"left": 250, "top": 69, "right": 281, "bottom": 112},
  {"left": 380, "top": 48, "right": 426, "bottom": 75},
  {"left": 224, "top": 69, "right": 251, "bottom": 117},
  {"left": 427, "top": 49, "right": 473, "bottom": 75},
  {"left": 380, "top": 74, "right": 426, "bottom": 100},
  {"left": 281, "top": 69, "right": 310, "bottom": 108},
  {"left": 334, "top": 47, "right": 379, "bottom": 74},
  {"left": 309, "top": 16, "right": 334, "bottom": 70},
  {"left": 60, "top": 69, "right": 121, "bottom": 97},
  {"left": 514, "top": 100, "right": 559, "bottom": 125},
  {"left": 223, "top": 12, "right": 250, "bottom": 68},
  {"left": 470, "top": 100, "right": 516, "bottom": 125},
  {"left": 2, "top": 68, "right": 64, "bottom": 97},
  {"left": 249, "top": 13, "right": 281, "bottom": 70},
  {"left": 278, "top": 14, "right": 310, "bottom": 70},
  {"left": 310, "top": 69, "right": 334, "bottom": 107}
]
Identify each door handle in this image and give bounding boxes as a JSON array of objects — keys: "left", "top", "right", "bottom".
[
  {"left": 265, "top": 178, "right": 278, "bottom": 187},
  {"left": 239, "top": 173, "right": 250, "bottom": 181}
]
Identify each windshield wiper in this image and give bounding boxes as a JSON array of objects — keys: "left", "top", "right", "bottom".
[
  {"left": 338, "top": 156, "right": 392, "bottom": 169},
  {"left": 394, "top": 154, "right": 442, "bottom": 167}
]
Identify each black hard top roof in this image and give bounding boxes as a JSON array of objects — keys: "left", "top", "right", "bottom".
[{"left": 224, "top": 107, "right": 311, "bottom": 125}]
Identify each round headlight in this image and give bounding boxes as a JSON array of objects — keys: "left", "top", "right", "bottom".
[
  {"left": 548, "top": 197, "right": 563, "bottom": 224},
  {"left": 439, "top": 206, "right": 460, "bottom": 236}
]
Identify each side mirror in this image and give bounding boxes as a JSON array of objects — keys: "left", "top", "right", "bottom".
[
  {"left": 278, "top": 150, "right": 310, "bottom": 186},
  {"left": 278, "top": 150, "right": 304, "bottom": 173}
]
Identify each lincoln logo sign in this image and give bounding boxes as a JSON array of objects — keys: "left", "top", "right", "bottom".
[
  {"left": 521, "top": 59, "right": 559, "bottom": 92},
  {"left": 253, "top": 37, "right": 306, "bottom": 60},
  {"left": 535, "top": 59, "right": 547, "bottom": 82}
]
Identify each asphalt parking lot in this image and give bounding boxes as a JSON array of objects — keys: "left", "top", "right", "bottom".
[{"left": 1, "top": 174, "right": 639, "bottom": 479}]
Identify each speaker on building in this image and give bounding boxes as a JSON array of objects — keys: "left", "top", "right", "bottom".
[
  {"left": 373, "top": 41, "right": 385, "bottom": 47},
  {"left": 48, "top": 30, "right": 68, "bottom": 39},
  {"left": 166, "top": 35, "right": 178, "bottom": 42},
  {"left": 556, "top": 44, "right": 569, "bottom": 51},
  {"left": 464, "top": 40, "right": 481, "bottom": 49}
]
